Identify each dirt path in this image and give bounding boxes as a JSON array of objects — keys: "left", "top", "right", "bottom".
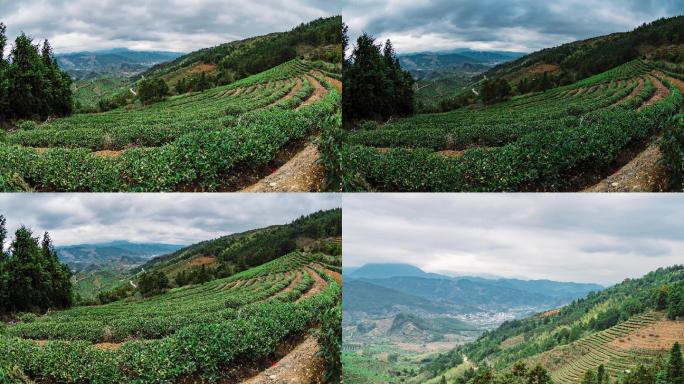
[
  {"left": 241, "top": 142, "right": 324, "bottom": 192},
  {"left": 313, "top": 263, "right": 341, "bottom": 286},
  {"left": 92, "top": 149, "right": 123, "bottom": 158},
  {"left": 267, "top": 78, "right": 303, "bottom": 108},
  {"left": 638, "top": 75, "right": 670, "bottom": 110},
  {"left": 241, "top": 335, "right": 324, "bottom": 384},
  {"left": 614, "top": 77, "right": 644, "bottom": 106},
  {"left": 94, "top": 342, "right": 122, "bottom": 350},
  {"left": 296, "top": 266, "right": 328, "bottom": 303},
  {"left": 583, "top": 138, "right": 667, "bottom": 192},
  {"left": 296, "top": 74, "right": 327, "bottom": 110},
  {"left": 436, "top": 149, "right": 465, "bottom": 158},
  {"left": 279, "top": 270, "right": 303, "bottom": 296},
  {"left": 660, "top": 72, "right": 684, "bottom": 93}
]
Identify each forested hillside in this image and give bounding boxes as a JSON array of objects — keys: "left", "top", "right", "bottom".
[
  {"left": 140, "top": 16, "right": 342, "bottom": 90},
  {"left": 421, "top": 265, "right": 684, "bottom": 384},
  {"left": 485, "top": 16, "right": 684, "bottom": 92}
]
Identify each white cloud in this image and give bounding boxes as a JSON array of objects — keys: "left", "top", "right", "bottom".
[
  {"left": 0, "top": 0, "right": 339, "bottom": 53},
  {"left": 342, "top": 0, "right": 684, "bottom": 53},
  {"left": 0, "top": 193, "right": 340, "bottom": 247},
  {"left": 343, "top": 194, "right": 684, "bottom": 285}
]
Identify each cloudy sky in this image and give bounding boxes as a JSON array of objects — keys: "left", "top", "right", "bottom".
[
  {"left": 0, "top": 194, "right": 340, "bottom": 247},
  {"left": 344, "top": 194, "right": 684, "bottom": 285},
  {"left": 342, "top": 0, "right": 684, "bottom": 53},
  {"left": 0, "top": 0, "right": 339, "bottom": 54}
]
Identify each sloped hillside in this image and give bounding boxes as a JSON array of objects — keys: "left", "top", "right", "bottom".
[
  {"left": 136, "top": 208, "right": 342, "bottom": 279},
  {"left": 140, "top": 16, "right": 342, "bottom": 87},
  {"left": 485, "top": 16, "right": 684, "bottom": 89},
  {"left": 421, "top": 265, "right": 684, "bottom": 383}
]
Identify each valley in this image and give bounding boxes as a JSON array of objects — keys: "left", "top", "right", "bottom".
[{"left": 342, "top": 264, "right": 602, "bottom": 383}]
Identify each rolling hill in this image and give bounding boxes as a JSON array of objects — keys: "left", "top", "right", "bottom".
[
  {"left": 138, "top": 16, "right": 342, "bottom": 88},
  {"left": 420, "top": 265, "right": 684, "bottom": 384}
]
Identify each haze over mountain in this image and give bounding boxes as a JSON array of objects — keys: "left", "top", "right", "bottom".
[
  {"left": 56, "top": 240, "right": 185, "bottom": 271},
  {"left": 345, "top": 263, "right": 603, "bottom": 315},
  {"left": 397, "top": 49, "right": 525, "bottom": 80},
  {"left": 55, "top": 48, "right": 185, "bottom": 80}
]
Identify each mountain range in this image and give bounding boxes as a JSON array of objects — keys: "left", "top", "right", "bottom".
[
  {"left": 344, "top": 263, "right": 603, "bottom": 315},
  {"left": 56, "top": 240, "right": 185, "bottom": 272},
  {"left": 55, "top": 48, "right": 184, "bottom": 80},
  {"left": 398, "top": 49, "right": 525, "bottom": 80}
]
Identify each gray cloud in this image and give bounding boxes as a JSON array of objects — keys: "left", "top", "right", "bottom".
[
  {"left": 343, "top": 194, "right": 684, "bottom": 285},
  {"left": 342, "top": 0, "right": 684, "bottom": 53},
  {"left": 0, "top": 0, "right": 339, "bottom": 53},
  {"left": 0, "top": 193, "right": 340, "bottom": 246}
]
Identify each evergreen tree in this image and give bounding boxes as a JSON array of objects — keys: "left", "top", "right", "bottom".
[
  {"left": 343, "top": 32, "right": 414, "bottom": 122},
  {"left": 8, "top": 34, "right": 50, "bottom": 119},
  {"left": 656, "top": 285, "right": 669, "bottom": 310},
  {"left": 0, "top": 23, "right": 9, "bottom": 119},
  {"left": 581, "top": 370, "right": 596, "bottom": 384},
  {"left": 527, "top": 364, "right": 552, "bottom": 384},
  {"left": 667, "top": 342, "right": 684, "bottom": 384},
  {"left": 596, "top": 364, "right": 606, "bottom": 384},
  {"left": 668, "top": 284, "right": 684, "bottom": 320}
]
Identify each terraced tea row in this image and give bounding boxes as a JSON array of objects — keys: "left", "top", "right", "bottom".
[
  {"left": 525, "top": 312, "right": 672, "bottom": 384},
  {"left": 0, "top": 60, "right": 342, "bottom": 192},
  {"left": 342, "top": 60, "right": 683, "bottom": 191},
  {"left": 0, "top": 251, "right": 341, "bottom": 382}
]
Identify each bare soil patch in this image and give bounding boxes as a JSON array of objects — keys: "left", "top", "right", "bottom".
[
  {"left": 436, "top": 149, "right": 465, "bottom": 158},
  {"left": 188, "top": 63, "right": 217, "bottom": 74},
  {"left": 583, "top": 138, "right": 667, "bottom": 192},
  {"left": 93, "top": 342, "right": 122, "bottom": 350},
  {"left": 609, "top": 320, "right": 684, "bottom": 350},
  {"left": 267, "top": 77, "right": 303, "bottom": 108},
  {"left": 240, "top": 142, "right": 324, "bottom": 192},
  {"left": 614, "top": 77, "right": 645, "bottom": 106},
  {"left": 296, "top": 266, "right": 327, "bottom": 302},
  {"left": 187, "top": 256, "right": 217, "bottom": 267},
  {"left": 638, "top": 75, "right": 670, "bottom": 110},
  {"left": 660, "top": 72, "right": 684, "bottom": 93},
  {"left": 241, "top": 335, "right": 324, "bottom": 384},
  {"left": 528, "top": 63, "right": 561, "bottom": 74},
  {"left": 296, "top": 74, "right": 327, "bottom": 110},
  {"left": 500, "top": 335, "right": 524, "bottom": 349},
  {"left": 92, "top": 150, "right": 123, "bottom": 158},
  {"left": 540, "top": 308, "right": 561, "bottom": 317}
]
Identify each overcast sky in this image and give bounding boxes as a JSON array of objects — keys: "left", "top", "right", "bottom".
[
  {"left": 342, "top": 0, "right": 684, "bottom": 53},
  {"left": 0, "top": 194, "right": 340, "bottom": 247},
  {"left": 344, "top": 194, "right": 684, "bottom": 285},
  {"left": 0, "top": 0, "right": 339, "bottom": 54}
]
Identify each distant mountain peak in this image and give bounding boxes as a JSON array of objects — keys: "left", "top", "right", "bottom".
[{"left": 349, "top": 263, "right": 449, "bottom": 279}]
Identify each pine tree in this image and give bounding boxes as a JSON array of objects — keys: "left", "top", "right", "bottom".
[
  {"left": 656, "top": 285, "right": 669, "bottom": 310},
  {"left": 8, "top": 33, "right": 50, "bottom": 119},
  {"left": 668, "top": 284, "right": 684, "bottom": 320},
  {"left": 596, "top": 364, "right": 606, "bottom": 384},
  {"left": 668, "top": 342, "right": 684, "bottom": 384},
  {"left": 581, "top": 370, "right": 596, "bottom": 384},
  {"left": 0, "top": 23, "right": 9, "bottom": 119}
]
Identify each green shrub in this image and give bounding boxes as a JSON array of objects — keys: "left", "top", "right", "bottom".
[
  {"left": 15, "top": 121, "right": 37, "bottom": 131},
  {"left": 17, "top": 313, "right": 37, "bottom": 323}
]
